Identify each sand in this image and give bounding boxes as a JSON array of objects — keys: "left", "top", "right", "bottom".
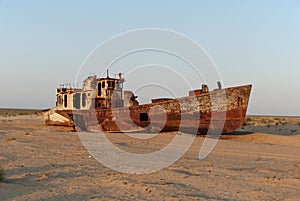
[{"left": 0, "top": 114, "right": 300, "bottom": 200}]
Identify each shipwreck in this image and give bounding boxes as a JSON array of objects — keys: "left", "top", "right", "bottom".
[{"left": 43, "top": 72, "right": 252, "bottom": 134}]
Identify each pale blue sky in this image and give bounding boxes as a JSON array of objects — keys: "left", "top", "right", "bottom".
[{"left": 0, "top": 0, "right": 299, "bottom": 115}]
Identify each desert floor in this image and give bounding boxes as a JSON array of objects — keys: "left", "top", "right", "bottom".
[{"left": 0, "top": 113, "right": 300, "bottom": 201}]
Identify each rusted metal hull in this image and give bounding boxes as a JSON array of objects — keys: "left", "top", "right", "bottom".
[{"left": 52, "top": 84, "right": 252, "bottom": 134}]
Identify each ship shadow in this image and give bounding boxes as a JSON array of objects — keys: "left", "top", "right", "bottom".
[
  {"left": 222, "top": 131, "right": 254, "bottom": 136},
  {"left": 175, "top": 130, "right": 255, "bottom": 139}
]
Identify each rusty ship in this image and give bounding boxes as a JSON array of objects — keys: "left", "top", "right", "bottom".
[{"left": 43, "top": 72, "right": 252, "bottom": 134}]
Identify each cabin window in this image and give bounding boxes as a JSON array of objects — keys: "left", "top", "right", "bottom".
[
  {"left": 64, "top": 94, "right": 68, "bottom": 108},
  {"left": 98, "top": 83, "right": 101, "bottom": 96},
  {"left": 82, "top": 93, "right": 86, "bottom": 107},
  {"left": 57, "top": 96, "right": 62, "bottom": 105},
  {"left": 73, "top": 93, "right": 81, "bottom": 109},
  {"left": 140, "top": 113, "right": 149, "bottom": 122},
  {"left": 102, "top": 81, "right": 105, "bottom": 88},
  {"left": 107, "top": 80, "right": 114, "bottom": 88}
]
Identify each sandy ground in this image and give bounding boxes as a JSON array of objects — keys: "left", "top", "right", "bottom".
[{"left": 0, "top": 115, "right": 300, "bottom": 201}]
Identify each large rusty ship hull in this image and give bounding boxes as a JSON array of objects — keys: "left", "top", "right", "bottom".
[{"left": 56, "top": 84, "right": 252, "bottom": 134}]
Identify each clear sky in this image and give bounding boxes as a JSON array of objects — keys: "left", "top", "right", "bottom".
[{"left": 0, "top": 0, "right": 299, "bottom": 116}]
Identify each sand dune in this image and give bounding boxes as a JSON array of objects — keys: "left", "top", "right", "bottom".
[{"left": 0, "top": 114, "right": 300, "bottom": 200}]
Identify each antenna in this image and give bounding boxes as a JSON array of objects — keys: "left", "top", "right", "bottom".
[{"left": 106, "top": 69, "right": 109, "bottom": 78}]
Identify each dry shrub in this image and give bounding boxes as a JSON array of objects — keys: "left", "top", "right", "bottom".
[
  {"left": 243, "top": 117, "right": 252, "bottom": 126},
  {"left": 6, "top": 137, "right": 16, "bottom": 142}
]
